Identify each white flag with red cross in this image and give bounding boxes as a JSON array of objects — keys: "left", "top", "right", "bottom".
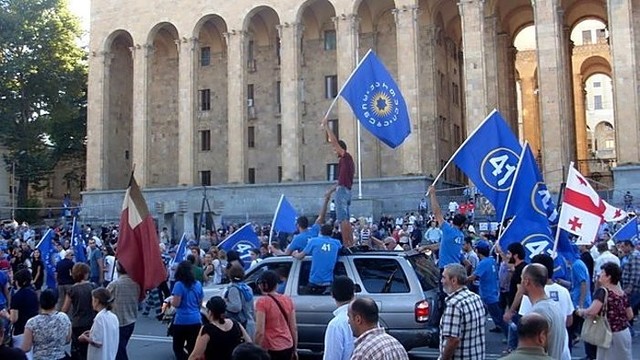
[{"left": 557, "top": 164, "right": 626, "bottom": 244}]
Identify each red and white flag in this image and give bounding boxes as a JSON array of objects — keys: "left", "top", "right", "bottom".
[
  {"left": 558, "top": 165, "right": 626, "bottom": 244},
  {"left": 116, "top": 175, "right": 167, "bottom": 298}
]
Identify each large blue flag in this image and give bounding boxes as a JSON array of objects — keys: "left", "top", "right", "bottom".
[
  {"left": 219, "top": 223, "right": 260, "bottom": 269},
  {"left": 71, "top": 217, "right": 86, "bottom": 263},
  {"left": 36, "top": 229, "right": 58, "bottom": 290},
  {"left": 271, "top": 195, "right": 298, "bottom": 234},
  {"left": 340, "top": 49, "right": 411, "bottom": 148},
  {"left": 612, "top": 217, "right": 639, "bottom": 242},
  {"left": 452, "top": 110, "right": 521, "bottom": 217},
  {"left": 171, "top": 233, "right": 188, "bottom": 267}
]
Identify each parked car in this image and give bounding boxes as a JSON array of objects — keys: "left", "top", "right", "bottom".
[{"left": 202, "top": 249, "right": 441, "bottom": 354}]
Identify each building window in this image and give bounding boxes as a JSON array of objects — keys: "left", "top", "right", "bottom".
[
  {"left": 593, "top": 95, "right": 603, "bottom": 110},
  {"left": 276, "top": 37, "right": 281, "bottom": 65},
  {"left": 453, "top": 124, "right": 461, "bottom": 145},
  {"left": 593, "top": 81, "right": 601, "bottom": 88},
  {"left": 248, "top": 40, "right": 255, "bottom": 63},
  {"left": 277, "top": 124, "right": 282, "bottom": 146},
  {"left": 199, "top": 89, "right": 211, "bottom": 111},
  {"left": 277, "top": 166, "right": 283, "bottom": 182},
  {"left": 327, "top": 119, "right": 339, "bottom": 142},
  {"left": 200, "top": 47, "right": 211, "bottom": 66},
  {"left": 302, "top": 165, "right": 306, "bottom": 181},
  {"left": 248, "top": 168, "right": 256, "bottom": 184},
  {"left": 325, "top": 75, "right": 338, "bottom": 99},
  {"left": 200, "top": 130, "right": 211, "bottom": 151},
  {"left": 596, "top": 29, "right": 606, "bottom": 42},
  {"left": 276, "top": 81, "right": 281, "bottom": 114},
  {"left": 452, "top": 83, "right": 459, "bottom": 106},
  {"left": 200, "top": 171, "right": 211, "bottom": 186},
  {"left": 247, "top": 84, "right": 255, "bottom": 106},
  {"left": 327, "top": 163, "right": 338, "bottom": 181},
  {"left": 605, "top": 139, "right": 615, "bottom": 149},
  {"left": 248, "top": 126, "right": 256, "bottom": 148},
  {"left": 324, "top": 30, "right": 336, "bottom": 50},
  {"left": 582, "top": 30, "right": 592, "bottom": 44}
]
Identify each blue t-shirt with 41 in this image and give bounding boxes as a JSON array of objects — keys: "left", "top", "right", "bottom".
[
  {"left": 439, "top": 222, "right": 463, "bottom": 269},
  {"left": 474, "top": 256, "right": 499, "bottom": 304},
  {"left": 303, "top": 235, "right": 342, "bottom": 285}
]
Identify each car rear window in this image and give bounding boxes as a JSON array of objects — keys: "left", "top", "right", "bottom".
[
  {"left": 353, "top": 258, "right": 410, "bottom": 293},
  {"left": 406, "top": 253, "right": 439, "bottom": 291}
]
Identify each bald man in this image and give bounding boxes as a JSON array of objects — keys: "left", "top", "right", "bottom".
[{"left": 500, "top": 313, "right": 553, "bottom": 360}]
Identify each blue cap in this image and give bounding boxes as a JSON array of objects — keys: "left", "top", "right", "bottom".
[{"left": 474, "top": 240, "right": 491, "bottom": 252}]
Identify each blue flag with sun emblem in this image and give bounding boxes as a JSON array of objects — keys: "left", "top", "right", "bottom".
[
  {"left": 339, "top": 49, "right": 411, "bottom": 148},
  {"left": 452, "top": 110, "right": 521, "bottom": 218}
]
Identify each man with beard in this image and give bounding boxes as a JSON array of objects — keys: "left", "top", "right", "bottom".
[{"left": 440, "top": 263, "right": 486, "bottom": 360}]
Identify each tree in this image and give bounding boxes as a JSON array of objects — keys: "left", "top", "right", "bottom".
[{"left": 0, "top": 0, "right": 87, "bottom": 213}]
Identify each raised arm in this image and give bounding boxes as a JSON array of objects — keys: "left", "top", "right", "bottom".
[
  {"left": 322, "top": 117, "right": 345, "bottom": 157},
  {"left": 316, "top": 186, "right": 337, "bottom": 225},
  {"left": 428, "top": 185, "right": 444, "bottom": 226}
]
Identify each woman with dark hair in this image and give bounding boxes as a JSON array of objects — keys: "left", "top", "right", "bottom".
[
  {"left": 225, "top": 250, "right": 245, "bottom": 270},
  {"left": 254, "top": 270, "right": 297, "bottom": 360},
  {"left": 79, "top": 287, "right": 119, "bottom": 360},
  {"left": 171, "top": 261, "right": 204, "bottom": 360},
  {"left": 21, "top": 289, "right": 72, "bottom": 360},
  {"left": 224, "top": 264, "right": 255, "bottom": 338},
  {"left": 30, "top": 249, "right": 44, "bottom": 293},
  {"left": 577, "top": 262, "right": 633, "bottom": 360},
  {"left": 188, "top": 296, "right": 251, "bottom": 360},
  {"left": 0, "top": 268, "right": 38, "bottom": 357},
  {"left": 62, "top": 263, "right": 96, "bottom": 360}
]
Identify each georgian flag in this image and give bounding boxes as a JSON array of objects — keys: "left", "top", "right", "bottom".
[
  {"left": 558, "top": 165, "right": 626, "bottom": 244},
  {"left": 116, "top": 175, "right": 167, "bottom": 299}
]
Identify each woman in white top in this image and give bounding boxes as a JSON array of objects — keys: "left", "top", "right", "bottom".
[
  {"left": 102, "top": 247, "right": 118, "bottom": 286},
  {"left": 79, "top": 287, "right": 119, "bottom": 360}
]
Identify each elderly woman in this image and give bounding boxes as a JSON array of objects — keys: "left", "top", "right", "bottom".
[
  {"left": 577, "top": 262, "right": 633, "bottom": 360},
  {"left": 21, "top": 289, "right": 72, "bottom": 360},
  {"left": 62, "top": 263, "right": 96, "bottom": 360},
  {"left": 78, "top": 287, "right": 119, "bottom": 360}
]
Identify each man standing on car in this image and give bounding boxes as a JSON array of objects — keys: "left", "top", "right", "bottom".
[
  {"left": 323, "top": 276, "right": 355, "bottom": 360},
  {"left": 322, "top": 117, "right": 355, "bottom": 248}
]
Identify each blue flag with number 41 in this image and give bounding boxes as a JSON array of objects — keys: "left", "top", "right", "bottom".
[{"left": 452, "top": 110, "right": 521, "bottom": 218}]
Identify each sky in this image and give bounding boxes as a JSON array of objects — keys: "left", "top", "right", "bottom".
[{"left": 68, "top": 0, "right": 90, "bottom": 44}]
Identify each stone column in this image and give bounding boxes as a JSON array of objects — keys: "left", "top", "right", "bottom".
[
  {"left": 483, "top": 14, "right": 499, "bottom": 110},
  {"left": 573, "top": 74, "right": 588, "bottom": 172},
  {"left": 177, "top": 37, "right": 197, "bottom": 186},
  {"left": 521, "top": 75, "right": 542, "bottom": 153},
  {"left": 532, "top": 0, "right": 574, "bottom": 187},
  {"left": 608, "top": 0, "right": 640, "bottom": 163},
  {"left": 393, "top": 5, "right": 422, "bottom": 174},
  {"left": 333, "top": 14, "right": 359, "bottom": 153},
  {"left": 459, "top": 0, "right": 489, "bottom": 132},
  {"left": 506, "top": 45, "right": 519, "bottom": 128},
  {"left": 130, "top": 44, "right": 152, "bottom": 187},
  {"left": 86, "top": 51, "right": 111, "bottom": 190},
  {"left": 420, "top": 25, "right": 440, "bottom": 177},
  {"left": 277, "top": 23, "right": 302, "bottom": 181},
  {"left": 224, "top": 30, "right": 247, "bottom": 183}
]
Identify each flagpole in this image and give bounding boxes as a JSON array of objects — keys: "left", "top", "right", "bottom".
[
  {"left": 35, "top": 229, "right": 52, "bottom": 249},
  {"left": 355, "top": 46, "right": 364, "bottom": 199},
  {"left": 429, "top": 109, "right": 500, "bottom": 191},
  {"left": 268, "top": 195, "right": 285, "bottom": 248},
  {"left": 322, "top": 49, "right": 372, "bottom": 120},
  {"left": 552, "top": 161, "right": 573, "bottom": 257},
  {"left": 218, "top": 223, "right": 252, "bottom": 248},
  {"left": 497, "top": 141, "right": 529, "bottom": 240}
]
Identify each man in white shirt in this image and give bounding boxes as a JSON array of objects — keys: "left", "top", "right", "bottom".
[
  {"left": 593, "top": 241, "right": 620, "bottom": 278},
  {"left": 324, "top": 276, "right": 355, "bottom": 360},
  {"left": 518, "top": 254, "right": 572, "bottom": 360}
]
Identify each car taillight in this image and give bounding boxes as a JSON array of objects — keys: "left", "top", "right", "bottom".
[{"left": 415, "top": 300, "right": 430, "bottom": 322}]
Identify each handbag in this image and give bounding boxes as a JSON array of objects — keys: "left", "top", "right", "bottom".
[{"left": 581, "top": 287, "right": 613, "bottom": 348}]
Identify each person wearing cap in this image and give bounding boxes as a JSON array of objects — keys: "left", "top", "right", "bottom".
[{"left": 468, "top": 240, "right": 508, "bottom": 339}]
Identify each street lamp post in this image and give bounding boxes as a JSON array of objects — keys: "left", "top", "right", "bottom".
[{"left": 11, "top": 161, "right": 15, "bottom": 220}]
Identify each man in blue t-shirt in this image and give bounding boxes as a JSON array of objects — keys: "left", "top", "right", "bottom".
[
  {"left": 419, "top": 185, "right": 465, "bottom": 269},
  {"left": 468, "top": 240, "right": 508, "bottom": 338},
  {"left": 293, "top": 224, "right": 342, "bottom": 288},
  {"left": 273, "top": 187, "right": 334, "bottom": 256}
]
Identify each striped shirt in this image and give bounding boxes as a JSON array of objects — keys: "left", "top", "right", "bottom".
[
  {"left": 350, "top": 327, "right": 408, "bottom": 360},
  {"left": 440, "top": 287, "right": 486, "bottom": 360}
]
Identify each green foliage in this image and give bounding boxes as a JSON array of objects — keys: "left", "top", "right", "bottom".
[
  {"left": 15, "top": 197, "right": 42, "bottom": 224},
  {"left": 0, "top": 0, "right": 87, "bottom": 205}
]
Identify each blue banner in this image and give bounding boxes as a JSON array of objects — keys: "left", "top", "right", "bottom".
[
  {"left": 452, "top": 110, "right": 521, "bottom": 217},
  {"left": 612, "top": 217, "right": 639, "bottom": 242},
  {"left": 171, "top": 233, "right": 188, "bottom": 267},
  {"left": 36, "top": 229, "right": 58, "bottom": 290},
  {"left": 218, "top": 224, "right": 260, "bottom": 269},
  {"left": 272, "top": 195, "right": 298, "bottom": 234},
  {"left": 340, "top": 50, "right": 411, "bottom": 148},
  {"left": 71, "top": 217, "right": 86, "bottom": 263}
]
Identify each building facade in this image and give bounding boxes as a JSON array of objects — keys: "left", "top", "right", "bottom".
[{"left": 84, "top": 0, "right": 640, "bottom": 229}]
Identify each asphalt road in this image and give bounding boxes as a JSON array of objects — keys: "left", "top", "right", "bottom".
[{"left": 127, "top": 312, "right": 640, "bottom": 359}]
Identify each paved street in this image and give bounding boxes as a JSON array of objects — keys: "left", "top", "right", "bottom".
[{"left": 128, "top": 313, "right": 640, "bottom": 359}]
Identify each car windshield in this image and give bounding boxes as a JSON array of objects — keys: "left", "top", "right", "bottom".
[{"left": 406, "top": 252, "right": 439, "bottom": 291}]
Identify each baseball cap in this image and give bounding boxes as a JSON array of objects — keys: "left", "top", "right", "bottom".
[{"left": 474, "top": 240, "right": 491, "bottom": 252}]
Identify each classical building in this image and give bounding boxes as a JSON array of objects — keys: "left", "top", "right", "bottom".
[{"left": 84, "top": 0, "right": 640, "bottom": 233}]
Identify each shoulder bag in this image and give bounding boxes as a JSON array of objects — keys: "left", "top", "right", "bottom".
[{"left": 581, "top": 287, "right": 612, "bottom": 348}]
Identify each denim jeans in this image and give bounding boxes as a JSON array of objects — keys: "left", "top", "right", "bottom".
[
  {"left": 335, "top": 186, "right": 351, "bottom": 222},
  {"left": 507, "top": 314, "right": 521, "bottom": 350},
  {"left": 486, "top": 301, "right": 509, "bottom": 339},
  {"left": 116, "top": 322, "right": 135, "bottom": 360}
]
